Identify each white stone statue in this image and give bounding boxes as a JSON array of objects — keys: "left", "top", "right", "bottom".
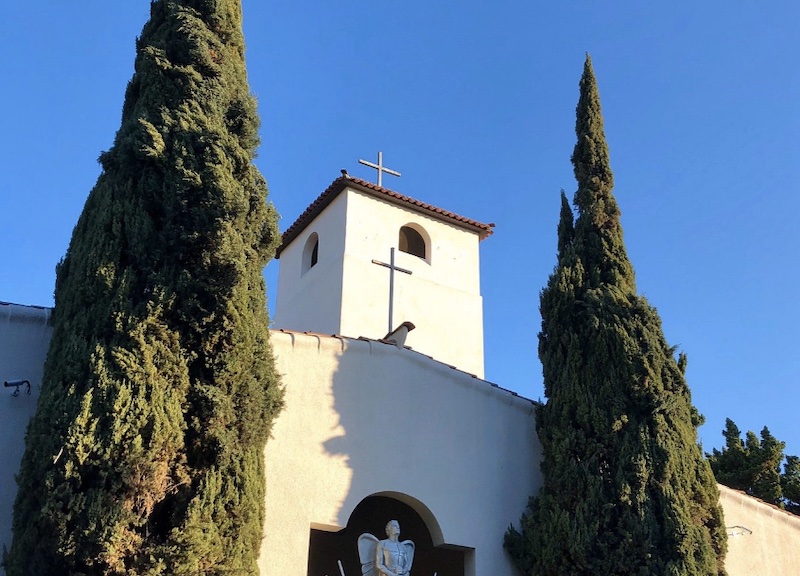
[{"left": 358, "top": 520, "right": 415, "bottom": 576}]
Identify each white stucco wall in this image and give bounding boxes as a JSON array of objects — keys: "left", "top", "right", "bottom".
[
  {"left": 273, "top": 192, "right": 348, "bottom": 336},
  {"left": 3, "top": 303, "right": 799, "bottom": 576},
  {"left": 340, "top": 189, "right": 485, "bottom": 378},
  {"left": 719, "top": 484, "right": 800, "bottom": 576},
  {"left": 260, "top": 329, "right": 541, "bottom": 576},
  {"left": 0, "top": 303, "right": 52, "bottom": 573}
]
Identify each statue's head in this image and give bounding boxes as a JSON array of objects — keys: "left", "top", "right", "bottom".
[{"left": 385, "top": 520, "right": 400, "bottom": 537}]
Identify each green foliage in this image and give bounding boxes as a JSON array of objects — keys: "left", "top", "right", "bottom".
[
  {"left": 505, "top": 55, "right": 727, "bottom": 576},
  {"left": 556, "top": 189, "right": 574, "bottom": 257},
  {"left": 4, "top": 2, "right": 282, "bottom": 574},
  {"left": 782, "top": 456, "right": 800, "bottom": 515},
  {"left": 707, "top": 418, "right": 800, "bottom": 515}
]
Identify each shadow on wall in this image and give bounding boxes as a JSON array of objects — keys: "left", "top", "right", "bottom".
[{"left": 316, "top": 338, "right": 474, "bottom": 576}]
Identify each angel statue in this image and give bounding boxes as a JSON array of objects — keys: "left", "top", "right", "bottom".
[{"left": 358, "top": 520, "right": 415, "bottom": 576}]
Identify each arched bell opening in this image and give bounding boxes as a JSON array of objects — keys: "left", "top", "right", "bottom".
[
  {"left": 302, "top": 232, "right": 319, "bottom": 275},
  {"left": 307, "top": 494, "right": 469, "bottom": 576},
  {"left": 398, "top": 224, "right": 431, "bottom": 263}
]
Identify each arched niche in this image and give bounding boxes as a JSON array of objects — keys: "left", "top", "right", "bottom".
[
  {"left": 399, "top": 224, "right": 430, "bottom": 262},
  {"left": 302, "top": 232, "right": 319, "bottom": 275},
  {"left": 307, "top": 494, "right": 469, "bottom": 576}
]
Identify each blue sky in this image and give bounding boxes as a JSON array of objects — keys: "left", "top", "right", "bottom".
[{"left": 1, "top": 2, "right": 798, "bottom": 458}]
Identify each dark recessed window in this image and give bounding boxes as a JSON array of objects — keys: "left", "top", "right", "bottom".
[
  {"left": 302, "top": 232, "right": 319, "bottom": 274},
  {"left": 399, "top": 226, "right": 426, "bottom": 259}
]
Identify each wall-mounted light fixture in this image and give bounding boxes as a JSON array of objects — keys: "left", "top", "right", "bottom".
[
  {"left": 727, "top": 525, "right": 753, "bottom": 537},
  {"left": 4, "top": 379, "right": 31, "bottom": 397}
]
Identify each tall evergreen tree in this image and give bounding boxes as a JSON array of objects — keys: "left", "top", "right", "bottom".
[
  {"left": 708, "top": 418, "right": 798, "bottom": 513},
  {"left": 707, "top": 419, "right": 751, "bottom": 491},
  {"left": 744, "top": 428, "right": 784, "bottom": 504},
  {"left": 4, "top": 1, "right": 282, "bottom": 574},
  {"left": 782, "top": 456, "right": 800, "bottom": 515},
  {"left": 505, "top": 55, "right": 726, "bottom": 575}
]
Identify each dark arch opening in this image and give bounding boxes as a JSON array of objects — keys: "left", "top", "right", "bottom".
[
  {"left": 399, "top": 226, "right": 426, "bottom": 259},
  {"left": 307, "top": 495, "right": 466, "bottom": 576},
  {"left": 302, "top": 232, "right": 319, "bottom": 274}
]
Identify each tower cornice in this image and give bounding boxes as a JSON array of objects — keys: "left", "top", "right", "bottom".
[{"left": 276, "top": 174, "right": 494, "bottom": 258}]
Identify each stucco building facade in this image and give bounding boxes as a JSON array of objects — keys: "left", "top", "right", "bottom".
[{"left": 1, "top": 176, "right": 798, "bottom": 575}]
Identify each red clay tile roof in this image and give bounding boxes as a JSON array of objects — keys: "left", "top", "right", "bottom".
[{"left": 276, "top": 174, "right": 494, "bottom": 257}]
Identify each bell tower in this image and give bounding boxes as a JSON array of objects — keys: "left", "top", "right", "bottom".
[{"left": 273, "top": 172, "right": 493, "bottom": 377}]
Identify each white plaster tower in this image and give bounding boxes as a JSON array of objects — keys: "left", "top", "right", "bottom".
[{"left": 273, "top": 172, "right": 493, "bottom": 377}]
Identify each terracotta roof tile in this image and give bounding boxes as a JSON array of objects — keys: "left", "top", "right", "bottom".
[{"left": 276, "top": 174, "right": 494, "bottom": 257}]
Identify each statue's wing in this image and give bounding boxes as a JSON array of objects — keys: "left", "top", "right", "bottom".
[
  {"left": 402, "top": 540, "right": 415, "bottom": 573},
  {"left": 357, "top": 533, "right": 380, "bottom": 576}
]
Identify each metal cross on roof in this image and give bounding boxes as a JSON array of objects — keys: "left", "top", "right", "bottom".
[
  {"left": 371, "top": 247, "right": 412, "bottom": 334},
  {"left": 358, "top": 151, "right": 401, "bottom": 188}
]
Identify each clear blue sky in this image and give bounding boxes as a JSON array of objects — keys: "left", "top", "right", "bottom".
[{"left": 1, "top": 2, "right": 797, "bottom": 458}]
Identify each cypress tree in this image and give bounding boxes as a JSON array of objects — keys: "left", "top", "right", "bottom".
[
  {"left": 4, "top": 1, "right": 281, "bottom": 574},
  {"left": 782, "top": 456, "right": 800, "bottom": 515},
  {"left": 708, "top": 419, "right": 752, "bottom": 491},
  {"left": 708, "top": 419, "right": 791, "bottom": 509},
  {"left": 505, "top": 55, "right": 726, "bottom": 575},
  {"left": 743, "top": 428, "right": 784, "bottom": 504}
]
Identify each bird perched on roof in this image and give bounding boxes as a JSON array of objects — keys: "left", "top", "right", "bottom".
[{"left": 382, "top": 321, "right": 415, "bottom": 349}]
